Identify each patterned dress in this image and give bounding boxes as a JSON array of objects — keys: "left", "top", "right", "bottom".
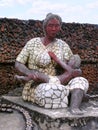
[{"left": 16, "top": 37, "right": 89, "bottom": 108}]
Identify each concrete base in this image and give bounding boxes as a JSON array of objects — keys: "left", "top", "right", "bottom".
[
  {"left": 1, "top": 96, "right": 98, "bottom": 130},
  {"left": 2, "top": 96, "right": 98, "bottom": 118},
  {"left": 0, "top": 111, "right": 25, "bottom": 130}
]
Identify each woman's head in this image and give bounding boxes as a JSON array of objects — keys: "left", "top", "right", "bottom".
[{"left": 43, "top": 13, "right": 62, "bottom": 35}]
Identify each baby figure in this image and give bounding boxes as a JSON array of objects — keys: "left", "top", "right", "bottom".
[{"left": 14, "top": 52, "right": 81, "bottom": 84}]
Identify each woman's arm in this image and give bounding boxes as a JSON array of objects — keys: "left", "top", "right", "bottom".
[
  {"left": 48, "top": 51, "right": 82, "bottom": 84},
  {"left": 15, "top": 61, "right": 31, "bottom": 76},
  {"left": 57, "top": 71, "right": 72, "bottom": 84},
  {"left": 15, "top": 61, "right": 49, "bottom": 83},
  {"left": 48, "top": 51, "right": 73, "bottom": 73}
]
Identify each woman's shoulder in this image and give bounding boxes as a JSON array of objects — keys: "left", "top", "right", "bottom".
[
  {"left": 56, "top": 38, "right": 69, "bottom": 47},
  {"left": 25, "top": 37, "right": 41, "bottom": 46},
  {"left": 28, "top": 37, "right": 40, "bottom": 43}
]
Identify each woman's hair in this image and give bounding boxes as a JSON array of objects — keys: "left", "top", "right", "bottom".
[{"left": 43, "top": 13, "right": 62, "bottom": 33}]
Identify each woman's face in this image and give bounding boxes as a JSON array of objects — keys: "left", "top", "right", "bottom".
[{"left": 45, "top": 18, "right": 61, "bottom": 38}]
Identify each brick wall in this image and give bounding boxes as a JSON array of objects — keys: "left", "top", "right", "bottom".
[{"left": 0, "top": 18, "right": 98, "bottom": 95}]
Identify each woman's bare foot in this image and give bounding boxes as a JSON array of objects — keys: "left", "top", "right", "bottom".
[{"left": 69, "top": 108, "right": 86, "bottom": 115}]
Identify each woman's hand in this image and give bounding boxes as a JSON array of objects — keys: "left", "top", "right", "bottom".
[
  {"left": 27, "top": 71, "right": 41, "bottom": 82},
  {"left": 27, "top": 70, "right": 49, "bottom": 83}
]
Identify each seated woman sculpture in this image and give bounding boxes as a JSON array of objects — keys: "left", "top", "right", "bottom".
[
  {"left": 15, "top": 13, "right": 89, "bottom": 115},
  {"left": 15, "top": 53, "right": 82, "bottom": 109}
]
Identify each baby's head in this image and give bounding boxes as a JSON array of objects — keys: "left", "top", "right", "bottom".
[{"left": 68, "top": 54, "right": 81, "bottom": 69}]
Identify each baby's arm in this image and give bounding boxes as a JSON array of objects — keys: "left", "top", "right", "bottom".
[
  {"left": 48, "top": 51, "right": 82, "bottom": 84},
  {"left": 48, "top": 51, "right": 72, "bottom": 72},
  {"left": 14, "top": 75, "right": 31, "bottom": 82}
]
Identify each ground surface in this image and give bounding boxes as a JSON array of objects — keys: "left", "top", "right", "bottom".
[
  {"left": 1, "top": 87, "right": 98, "bottom": 130},
  {"left": 0, "top": 111, "right": 25, "bottom": 130}
]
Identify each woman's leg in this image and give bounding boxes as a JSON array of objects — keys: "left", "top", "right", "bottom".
[
  {"left": 69, "top": 88, "right": 84, "bottom": 115},
  {"left": 68, "top": 77, "right": 89, "bottom": 115}
]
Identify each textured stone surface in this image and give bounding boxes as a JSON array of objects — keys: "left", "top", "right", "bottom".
[
  {"left": 0, "top": 18, "right": 98, "bottom": 95},
  {"left": 0, "top": 111, "right": 25, "bottom": 130},
  {"left": 0, "top": 19, "right": 98, "bottom": 63},
  {"left": 2, "top": 96, "right": 98, "bottom": 130},
  {"left": 2, "top": 96, "right": 98, "bottom": 119},
  {"left": 34, "top": 83, "right": 69, "bottom": 108}
]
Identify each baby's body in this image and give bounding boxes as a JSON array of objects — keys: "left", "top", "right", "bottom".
[{"left": 15, "top": 52, "right": 81, "bottom": 84}]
